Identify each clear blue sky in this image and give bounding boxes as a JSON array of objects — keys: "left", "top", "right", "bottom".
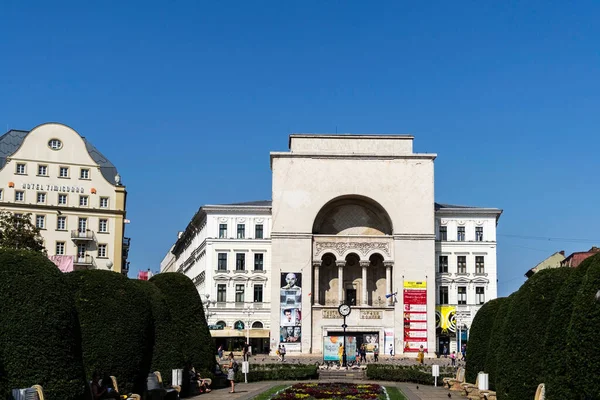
[{"left": 1, "top": 1, "right": 598, "bottom": 297}]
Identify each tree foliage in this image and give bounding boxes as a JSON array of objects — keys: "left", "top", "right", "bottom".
[
  {"left": 465, "top": 297, "right": 503, "bottom": 383},
  {"left": 150, "top": 273, "right": 215, "bottom": 380},
  {"left": 0, "top": 212, "right": 45, "bottom": 253},
  {"left": 495, "top": 268, "right": 571, "bottom": 400},
  {"left": 566, "top": 254, "right": 600, "bottom": 399},
  {"left": 0, "top": 249, "right": 87, "bottom": 400},
  {"left": 485, "top": 295, "right": 513, "bottom": 391}
]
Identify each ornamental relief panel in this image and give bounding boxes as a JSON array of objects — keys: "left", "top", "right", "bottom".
[
  {"left": 360, "top": 310, "right": 383, "bottom": 319},
  {"left": 323, "top": 309, "right": 341, "bottom": 319},
  {"left": 314, "top": 241, "right": 390, "bottom": 258}
]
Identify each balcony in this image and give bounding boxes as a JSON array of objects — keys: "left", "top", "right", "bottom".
[
  {"left": 71, "top": 230, "right": 96, "bottom": 242},
  {"left": 74, "top": 254, "right": 96, "bottom": 270}
]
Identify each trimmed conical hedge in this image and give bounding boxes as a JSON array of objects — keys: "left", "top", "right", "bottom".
[
  {"left": 495, "top": 267, "right": 571, "bottom": 400},
  {"left": 65, "top": 270, "right": 153, "bottom": 395},
  {"left": 485, "top": 295, "right": 513, "bottom": 391},
  {"left": 150, "top": 273, "right": 215, "bottom": 378},
  {"left": 566, "top": 254, "right": 600, "bottom": 399},
  {"left": 542, "top": 257, "right": 594, "bottom": 400},
  {"left": 0, "top": 249, "right": 87, "bottom": 400},
  {"left": 465, "top": 297, "right": 503, "bottom": 383},
  {"left": 131, "top": 280, "right": 180, "bottom": 385}
]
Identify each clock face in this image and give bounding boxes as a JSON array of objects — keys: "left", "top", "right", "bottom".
[{"left": 338, "top": 304, "right": 351, "bottom": 316}]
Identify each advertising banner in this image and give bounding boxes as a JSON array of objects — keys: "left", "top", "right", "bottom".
[
  {"left": 323, "top": 336, "right": 357, "bottom": 362},
  {"left": 403, "top": 280, "right": 428, "bottom": 353},
  {"left": 280, "top": 273, "right": 302, "bottom": 351},
  {"left": 435, "top": 305, "right": 456, "bottom": 336},
  {"left": 363, "top": 333, "right": 379, "bottom": 353}
]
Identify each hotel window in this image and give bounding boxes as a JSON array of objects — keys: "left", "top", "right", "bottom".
[
  {"left": 48, "top": 139, "right": 62, "bottom": 150},
  {"left": 100, "top": 197, "right": 109, "bottom": 208},
  {"left": 475, "top": 256, "right": 485, "bottom": 275},
  {"left": 458, "top": 286, "right": 467, "bottom": 305},
  {"left": 476, "top": 287, "right": 485, "bottom": 305},
  {"left": 236, "top": 253, "right": 245, "bottom": 270},
  {"left": 98, "top": 244, "right": 107, "bottom": 258},
  {"left": 219, "top": 224, "right": 227, "bottom": 238},
  {"left": 59, "top": 166, "right": 69, "bottom": 178},
  {"left": 255, "top": 224, "right": 263, "bottom": 239},
  {"left": 457, "top": 226, "right": 465, "bottom": 241},
  {"left": 235, "top": 284, "right": 245, "bottom": 303},
  {"left": 36, "top": 215, "right": 45, "bottom": 229},
  {"left": 80, "top": 168, "right": 90, "bottom": 179},
  {"left": 217, "top": 284, "right": 227, "bottom": 302},
  {"left": 56, "top": 241, "right": 65, "bottom": 255},
  {"left": 439, "top": 226, "right": 447, "bottom": 241},
  {"left": 79, "top": 196, "right": 88, "bottom": 206},
  {"left": 475, "top": 226, "right": 484, "bottom": 241},
  {"left": 58, "top": 194, "right": 68, "bottom": 205},
  {"left": 254, "top": 253, "right": 264, "bottom": 271},
  {"left": 37, "top": 192, "right": 46, "bottom": 204},
  {"left": 15, "top": 191, "right": 24, "bottom": 202},
  {"left": 237, "top": 224, "right": 245, "bottom": 239},
  {"left": 438, "top": 255, "right": 448, "bottom": 273},
  {"left": 57, "top": 216, "right": 67, "bottom": 230},
  {"left": 254, "top": 284, "right": 263, "bottom": 303},
  {"left": 439, "top": 286, "right": 449, "bottom": 304},
  {"left": 38, "top": 165, "right": 48, "bottom": 176},
  {"left": 217, "top": 253, "right": 227, "bottom": 270},
  {"left": 16, "top": 163, "right": 26, "bottom": 174},
  {"left": 457, "top": 256, "right": 467, "bottom": 274},
  {"left": 99, "top": 219, "right": 108, "bottom": 233}
]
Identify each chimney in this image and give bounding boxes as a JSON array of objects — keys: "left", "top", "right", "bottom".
[
  {"left": 590, "top": 246, "right": 599, "bottom": 252},
  {"left": 559, "top": 250, "right": 565, "bottom": 256},
  {"left": 177, "top": 231, "right": 184, "bottom": 239}
]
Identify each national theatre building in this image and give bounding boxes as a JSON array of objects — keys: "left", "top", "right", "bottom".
[{"left": 167, "top": 134, "right": 502, "bottom": 357}]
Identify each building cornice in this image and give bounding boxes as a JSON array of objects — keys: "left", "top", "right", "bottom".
[
  {"left": 203, "top": 205, "right": 272, "bottom": 213},
  {"left": 271, "top": 232, "right": 313, "bottom": 239},
  {"left": 270, "top": 153, "right": 437, "bottom": 168},
  {"left": 0, "top": 202, "right": 126, "bottom": 216},
  {"left": 393, "top": 233, "right": 436, "bottom": 240}
]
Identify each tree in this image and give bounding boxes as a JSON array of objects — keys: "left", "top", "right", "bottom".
[
  {"left": 0, "top": 212, "right": 45, "bottom": 253},
  {"left": 465, "top": 297, "right": 503, "bottom": 383}
]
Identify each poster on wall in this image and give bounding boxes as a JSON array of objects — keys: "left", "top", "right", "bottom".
[
  {"left": 280, "top": 272, "right": 302, "bottom": 351},
  {"left": 435, "top": 305, "right": 456, "bottom": 337},
  {"left": 403, "top": 281, "right": 428, "bottom": 353},
  {"left": 363, "top": 333, "right": 379, "bottom": 353},
  {"left": 384, "top": 328, "right": 395, "bottom": 356},
  {"left": 323, "top": 336, "right": 357, "bottom": 362}
]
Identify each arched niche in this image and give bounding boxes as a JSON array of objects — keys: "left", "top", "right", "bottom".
[{"left": 312, "top": 195, "right": 393, "bottom": 235}]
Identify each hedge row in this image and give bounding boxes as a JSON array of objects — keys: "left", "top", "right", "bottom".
[
  {"left": 466, "top": 253, "right": 600, "bottom": 400},
  {"left": 235, "top": 364, "right": 318, "bottom": 382},
  {"left": 0, "top": 250, "right": 214, "bottom": 400},
  {"left": 366, "top": 364, "right": 454, "bottom": 385}
]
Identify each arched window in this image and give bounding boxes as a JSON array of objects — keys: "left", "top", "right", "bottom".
[
  {"left": 234, "top": 320, "right": 244, "bottom": 330},
  {"left": 252, "top": 321, "right": 263, "bottom": 329},
  {"left": 216, "top": 320, "right": 226, "bottom": 329}
]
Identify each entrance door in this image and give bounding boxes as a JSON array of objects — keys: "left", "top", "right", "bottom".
[
  {"left": 346, "top": 288, "right": 357, "bottom": 306},
  {"left": 78, "top": 218, "right": 87, "bottom": 235},
  {"left": 438, "top": 336, "right": 450, "bottom": 357},
  {"left": 77, "top": 244, "right": 87, "bottom": 262}
]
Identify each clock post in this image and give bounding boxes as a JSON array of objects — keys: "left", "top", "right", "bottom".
[{"left": 338, "top": 303, "right": 351, "bottom": 368}]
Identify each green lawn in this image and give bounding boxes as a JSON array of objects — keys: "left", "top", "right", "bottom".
[
  {"left": 386, "top": 386, "right": 408, "bottom": 400},
  {"left": 251, "top": 384, "right": 288, "bottom": 400}
]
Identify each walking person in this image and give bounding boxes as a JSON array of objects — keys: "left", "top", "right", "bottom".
[
  {"left": 360, "top": 344, "right": 367, "bottom": 364},
  {"left": 280, "top": 344, "right": 286, "bottom": 362},
  {"left": 242, "top": 342, "right": 249, "bottom": 361},
  {"left": 338, "top": 343, "right": 344, "bottom": 366},
  {"left": 450, "top": 351, "right": 456, "bottom": 367},
  {"left": 373, "top": 345, "right": 379, "bottom": 362},
  {"left": 389, "top": 344, "right": 394, "bottom": 357},
  {"left": 217, "top": 345, "right": 224, "bottom": 360},
  {"left": 226, "top": 352, "right": 237, "bottom": 393},
  {"left": 443, "top": 344, "right": 448, "bottom": 358}
]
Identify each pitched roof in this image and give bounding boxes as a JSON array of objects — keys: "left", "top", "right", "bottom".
[{"left": 0, "top": 128, "right": 119, "bottom": 185}]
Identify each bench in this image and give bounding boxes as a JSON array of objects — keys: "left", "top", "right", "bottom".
[
  {"left": 147, "top": 371, "right": 180, "bottom": 400},
  {"left": 11, "top": 385, "right": 45, "bottom": 400}
]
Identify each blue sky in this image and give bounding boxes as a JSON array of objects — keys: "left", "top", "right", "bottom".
[{"left": 1, "top": 1, "right": 598, "bottom": 297}]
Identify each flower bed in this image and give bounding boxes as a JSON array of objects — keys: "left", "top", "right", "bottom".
[{"left": 271, "top": 383, "right": 385, "bottom": 400}]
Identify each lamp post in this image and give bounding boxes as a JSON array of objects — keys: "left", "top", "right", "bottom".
[
  {"left": 242, "top": 305, "right": 254, "bottom": 384},
  {"left": 338, "top": 304, "right": 351, "bottom": 368},
  {"left": 203, "top": 294, "right": 216, "bottom": 322}
]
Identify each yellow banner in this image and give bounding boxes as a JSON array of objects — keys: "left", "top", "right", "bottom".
[
  {"left": 436, "top": 305, "right": 456, "bottom": 331},
  {"left": 404, "top": 281, "right": 427, "bottom": 289}
]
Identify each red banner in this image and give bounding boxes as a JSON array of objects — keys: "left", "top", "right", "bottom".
[{"left": 403, "top": 281, "right": 428, "bottom": 353}]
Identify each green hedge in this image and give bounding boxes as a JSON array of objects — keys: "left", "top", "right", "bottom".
[
  {"left": 366, "top": 365, "right": 454, "bottom": 385},
  {"left": 0, "top": 249, "right": 87, "bottom": 400},
  {"left": 131, "top": 280, "right": 180, "bottom": 385},
  {"left": 484, "top": 295, "right": 513, "bottom": 391},
  {"left": 542, "top": 257, "right": 594, "bottom": 400},
  {"left": 150, "top": 273, "right": 215, "bottom": 381},
  {"left": 65, "top": 270, "right": 153, "bottom": 395},
  {"left": 465, "top": 297, "right": 503, "bottom": 383},
  {"left": 496, "top": 268, "right": 571, "bottom": 400},
  {"left": 566, "top": 254, "right": 600, "bottom": 399},
  {"left": 234, "top": 364, "right": 318, "bottom": 382}
]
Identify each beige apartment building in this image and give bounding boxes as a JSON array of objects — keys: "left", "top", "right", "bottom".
[{"left": 0, "top": 123, "right": 130, "bottom": 274}]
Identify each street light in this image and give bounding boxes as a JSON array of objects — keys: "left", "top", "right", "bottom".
[
  {"left": 203, "top": 294, "right": 216, "bottom": 321},
  {"left": 242, "top": 305, "right": 255, "bottom": 353}
]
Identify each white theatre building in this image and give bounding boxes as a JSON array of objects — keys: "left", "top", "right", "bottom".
[{"left": 165, "top": 133, "right": 501, "bottom": 356}]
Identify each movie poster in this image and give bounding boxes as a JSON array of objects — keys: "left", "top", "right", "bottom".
[
  {"left": 403, "top": 281, "right": 428, "bottom": 353},
  {"left": 363, "top": 333, "right": 379, "bottom": 353},
  {"left": 323, "top": 336, "right": 357, "bottom": 362},
  {"left": 280, "top": 272, "right": 302, "bottom": 351}
]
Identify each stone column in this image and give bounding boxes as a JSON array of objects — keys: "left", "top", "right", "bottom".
[
  {"left": 336, "top": 260, "right": 346, "bottom": 304},
  {"left": 384, "top": 261, "right": 394, "bottom": 306},
  {"left": 313, "top": 260, "right": 321, "bottom": 305},
  {"left": 360, "top": 260, "right": 370, "bottom": 306}
]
